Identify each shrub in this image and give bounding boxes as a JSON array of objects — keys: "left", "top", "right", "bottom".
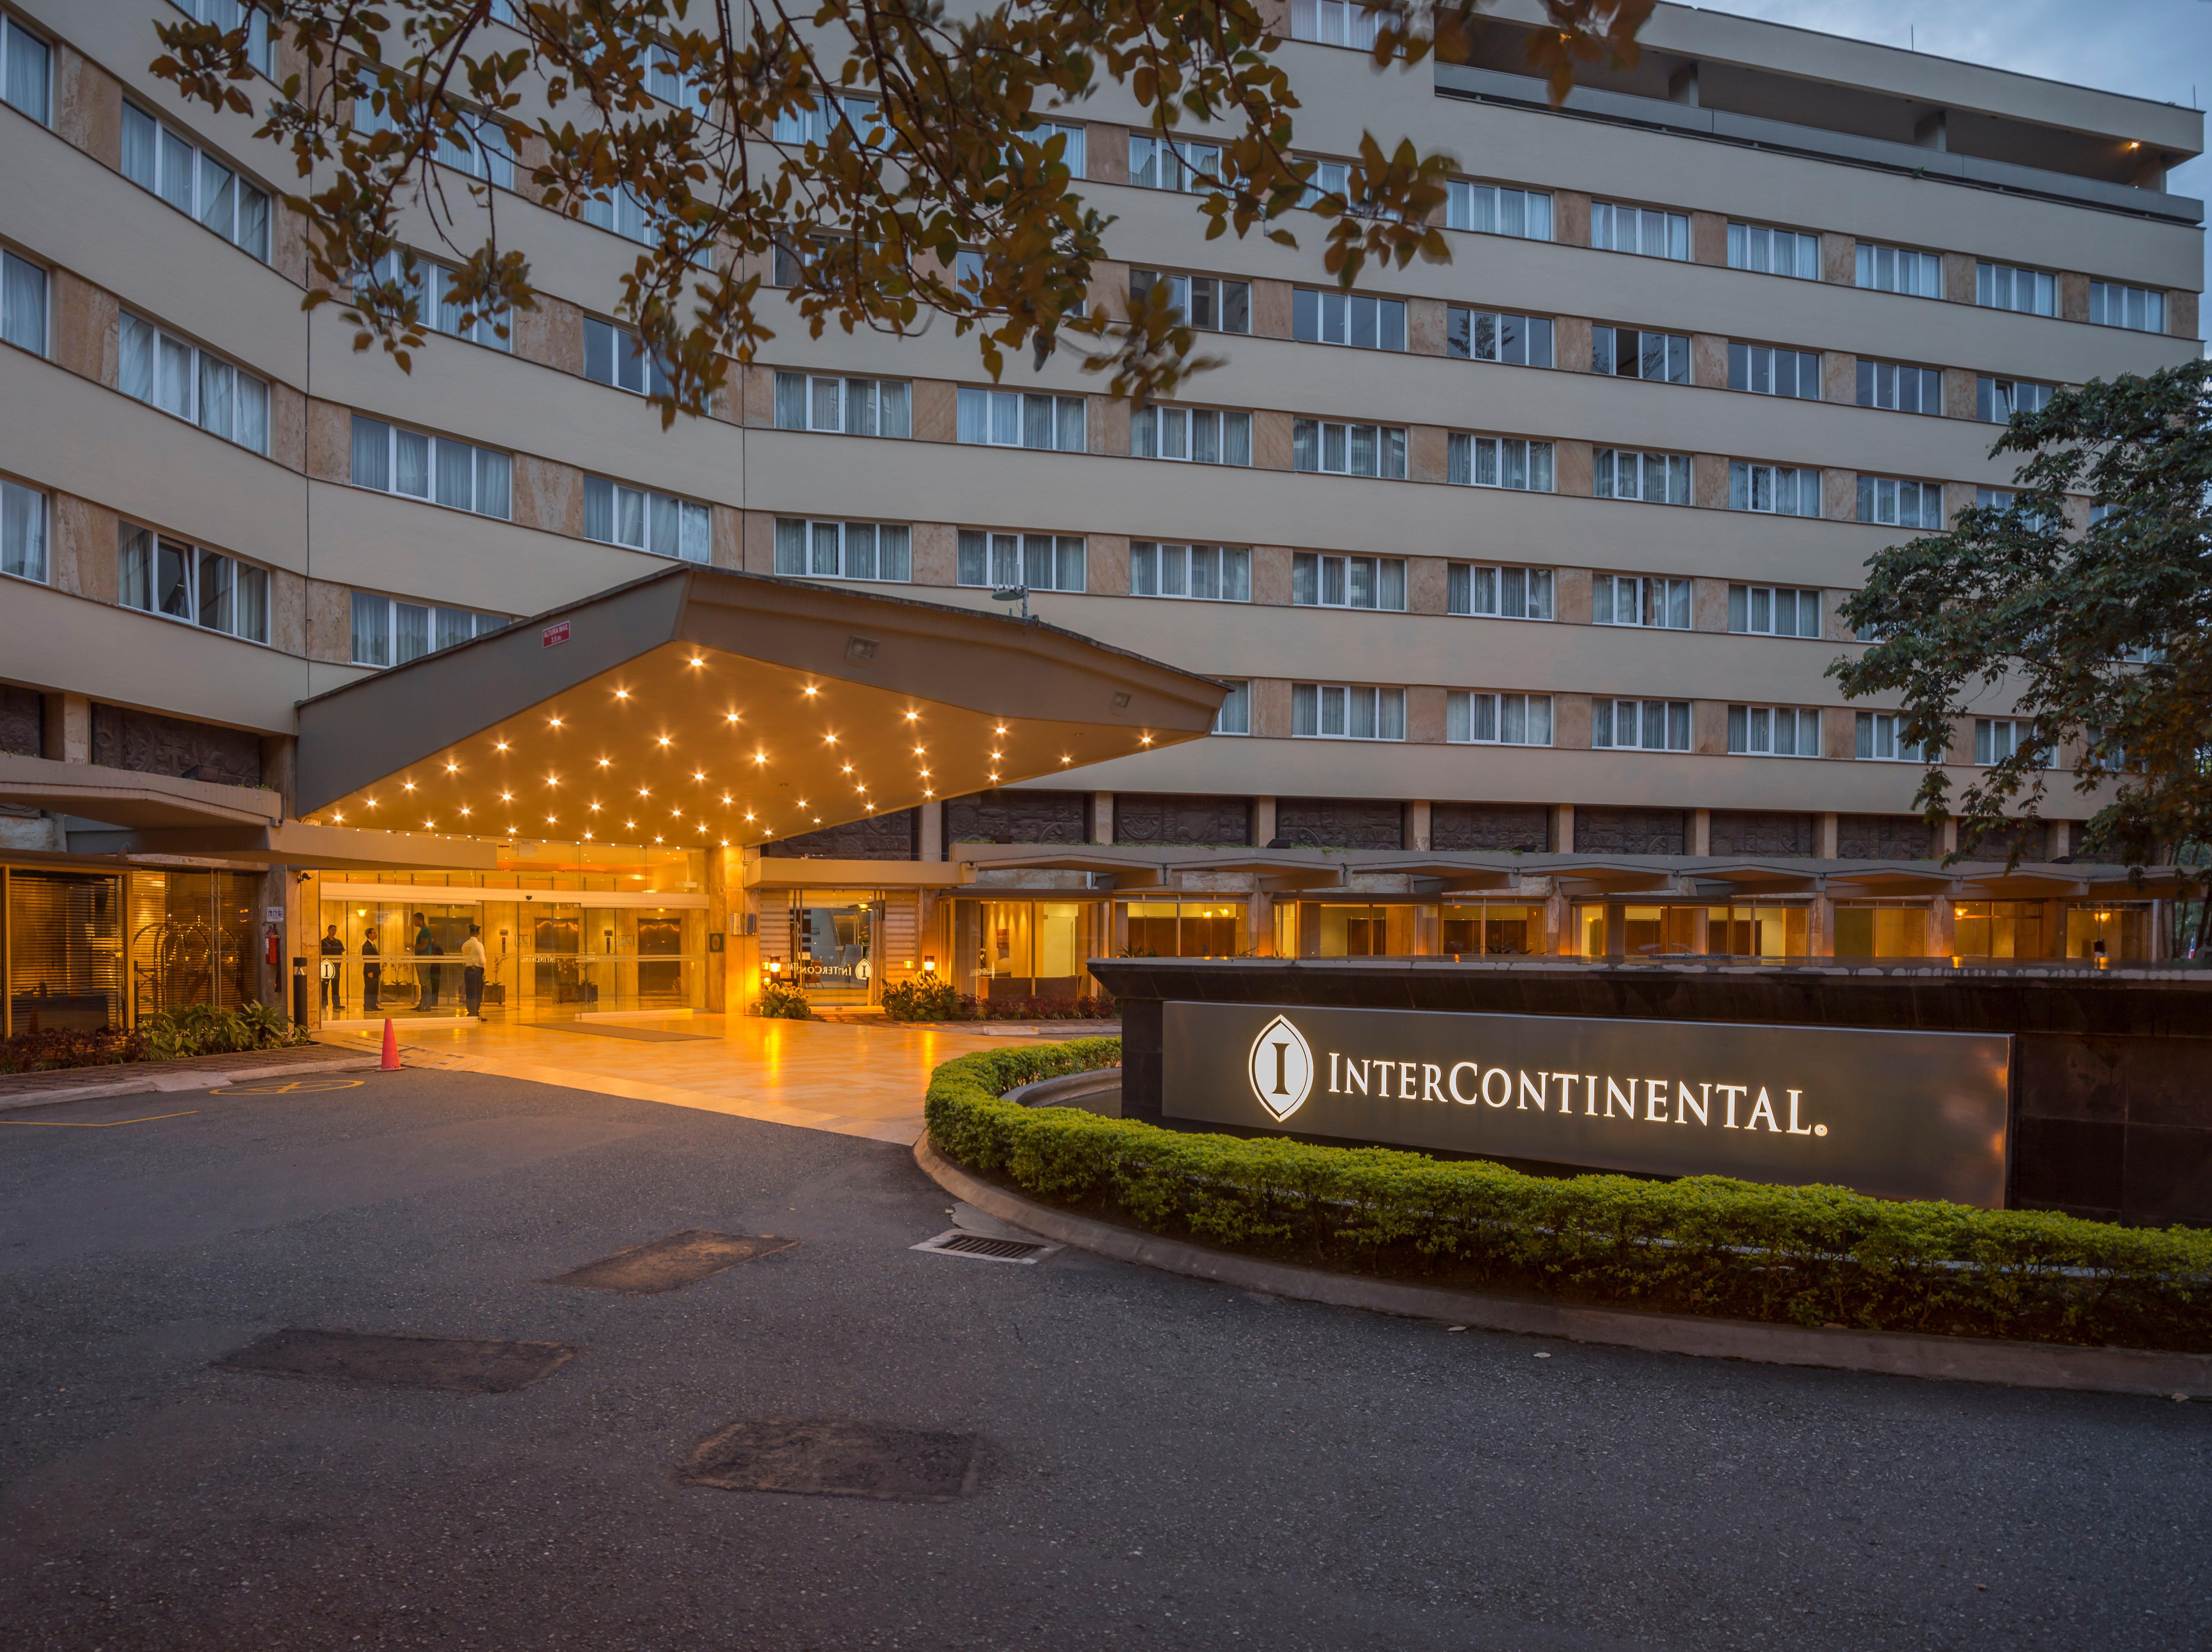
[
  {"left": 752, "top": 979, "right": 813, "bottom": 1019},
  {"left": 925, "top": 1040, "right": 2212, "bottom": 1354},
  {"left": 140, "top": 1002, "right": 311, "bottom": 1062},
  {"left": 880, "top": 981, "right": 1118, "bottom": 1023},
  {"left": 0, "top": 1024, "right": 150, "bottom": 1075},
  {"left": 881, "top": 977, "right": 965, "bottom": 1022}
]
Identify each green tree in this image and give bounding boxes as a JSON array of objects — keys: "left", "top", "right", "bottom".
[
  {"left": 1831, "top": 361, "right": 2212, "bottom": 938},
  {"left": 152, "top": 0, "right": 1650, "bottom": 420}
]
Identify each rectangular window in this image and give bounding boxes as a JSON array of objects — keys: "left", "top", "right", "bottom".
[
  {"left": 955, "top": 529, "right": 1085, "bottom": 592},
  {"left": 1854, "top": 241, "right": 1942, "bottom": 298},
  {"left": 1292, "top": 289, "right": 1406, "bottom": 350},
  {"left": 1854, "top": 711, "right": 1927, "bottom": 763},
  {"left": 350, "top": 415, "right": 510, "bottom": 518},
  {"left": 1855, "top": 358, "right": 1943, "bottom": 414},
  {"left": 1593, "top": 449, "right": 1690, "bottom": 505},
  {"left": 346, "top": 591, "right": 504, "bottom": 668},
  {"left": 1129, "top": 543, "right": 1251, "bottom": 601},
  {"left": 1291, "top": 553, "right": 1405, "bottom": 611},
  {"left": 1975, "top": 261, "right": 2056, "bottom": 317},
  {"left": 1, "top": 477, "right": 46, "bottom": 582},
  {"left": 1728, "top": 706, "right": 1822, "bottom": 757},
  {"left": 1974, "top": 718, "right": 2049, "bottom": 768},
  {"left": 1, "top": 250, "right": 46, "bottom": 356},
  {"left": 1130, "top": 406, "right": 1252, "bottom": 465},
  {"left": 1130, "top": 270, "right": 1251, "bottom": 334},
  {"left": 1730, "top": 343, "right": 1821, "bottom": 399},
  {"left": 1592, "top": 326, "right": 1689, "bottom": 383},
  {"left": 956, "top": 387, "right": 1086, "bottom": 452},
  {"left": 2, "top": 14, "right": 53, "bottom": 124},
  {"left": 425, "top": 263, "right": 510, "bottom": 350},
  {"left": 585, "top": 477, "right": 710, "bottom": 560},
  {"left": 1129, "top": 134, "right": 1222, "bottom": 192},
  {"left": 771, "top": 517, "right": 912, "bottom": 582},
  {"left": 1976, "top": 376, "right": 2054, "bottom": 424},
  {"left": 1591, "top": 201, "right": 1688, "bottom": 259},
  {"left": 1727, "top": 462, "right": 1821, "bottom": 517},
  {"left": 1447, "top": 563, "right": 1552, "bottom": 620},
  {"left": 1447, "top": 434, "right": 1554, "bottom": 491},
  {"left": 1726, "top": 222, "right": 1818, "bottom": 278},
  {"left": 1447, "top": 308, "right": 1552, "bottom": 367},
  {"left": 771, "top": 372, "right": 912, "bottom": 437},
  {"left": 120, "top": 103, "right": 271, "bottom": 261},
  {"left": 1291, "top": 683, "right": 1405, "bottom": 740},
  {"left": 1446, "top": 691, "right": 1552, "bottom": 746},
  {"left": 583, "top": 316, "right": 674, "bottom": 398},
  {"left": 771, "top": 92, "right": 885, "bottom": 148},
  {"left": 1290, "top": 0, "right": 1381, "bottom": 47},
  {"left": 116, "top": 522, "right": 268, "bottom": 643},
  {"left": 1855, "top": 476, "right": 1944, "bottom": 529},
  {"left": 1213, "top": 680, "right": 1251, "bottom": 735},
  {"left": 1592, "top": 574, "right": 1691, "bottom": 630},
  {"left": 1728, "top": 584, "right": 1822, "bottom": 638},
  {"left": 1292, "top": 420, "right": 1406, "bottom": 478},
  {"left": 1022, "top": 119, "right": 1086, "bottom": 178},
  {"left": 1592, "top": 700, "right": 1691, "bottom": 752},
  {"left": 119, "top": 312, "right": 271, "bottom": 455},
  {"left": 2088, "top": 280, "right": 2165, "bottom": 333},
  {"left": 1445, "top": 181, "right": 1553, "bottom": 240}
]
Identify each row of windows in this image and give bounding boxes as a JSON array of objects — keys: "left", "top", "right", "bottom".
[
  {"left": 122, "top": 312, "right": 270, "bottom": 455},
  {"left": 772, "top": 518, "right": 913, "bottom": 583},
  {"left": 121, "top": 102, "right": 271, "bottom": 263},
  {"left": 119, "top": 524, "right": 269, "bottom": 643},
  {"left": 1132, "top": 269, "right": 1250, "bottom": 334},
  {"left": 774, "top": 373, "right": 912, "bottom": 437},
  {"left": 351, "top": 594, "right": 508, "bottom": 668}
]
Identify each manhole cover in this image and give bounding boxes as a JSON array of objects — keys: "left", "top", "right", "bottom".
[
  {"left": 911, "top": 1229, "right": 1061, "bottom": 1265},
  {"left": 546, "top": 1230, "right": 797, "bottom": 1294},
  {"left": 680, "top": 1419, "right": 983, "bottom": 1502},
  {"left": 212, "top": 1328, "right": 578, "bottom": 1393}
]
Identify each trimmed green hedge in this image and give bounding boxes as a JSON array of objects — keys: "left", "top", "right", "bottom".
[{"left": 925, "top": 1039, "right": 2212, "bottom": 1353}]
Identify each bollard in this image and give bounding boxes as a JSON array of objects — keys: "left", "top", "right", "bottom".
[{"left": 291, "top": 955, "right": 309, "bottom": 1030}]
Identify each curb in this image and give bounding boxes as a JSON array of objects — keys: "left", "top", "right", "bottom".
[
  {"left": 914, "top": 1135, "right": 2211, "bottom": 1399},
  {"left": 0, "top": 1054, "right": 385, "bottom": 1113}
]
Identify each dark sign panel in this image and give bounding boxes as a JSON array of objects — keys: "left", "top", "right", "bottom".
[{"left": 1163, "top": 1001, "right": 2011, "bottom": 1207}]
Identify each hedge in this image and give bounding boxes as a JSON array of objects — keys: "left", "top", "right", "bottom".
[{"left": 924, "top": 1039, "right": 2212, "bottom": 1353}]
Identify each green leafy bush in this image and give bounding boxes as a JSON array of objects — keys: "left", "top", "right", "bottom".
[
  {"left": 925, "top": 1040, "right": 2212, "bottom": 1353},
  {"left": 752, "top": 980, "right": 813, "bottom": 1019},
  {"left": 140, "top": 1002, "right": 310, "bottom": 1062},
  {"left": 0, "top": 1025, "right": 150, "bottom": 1075},
  {"left": 881, "top": 979, "right": 1117, "bottom": 1022},
  {"left": 881, "top": 977, "right": 966, "bottom": 1021}
]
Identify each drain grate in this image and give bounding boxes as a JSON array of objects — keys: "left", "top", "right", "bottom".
[
  {"left": 546, "top": 1230, "right": 797, "bottom": 1294},
  {"left": 680, "top": 1418, "right": 982, "bottom": 1502},
  {"left": 910, "top": 1229, "right": 1061, "bottom": 1265},
  {"left": 212, "top": 1328, "right": 578, "bottom": 1393}
]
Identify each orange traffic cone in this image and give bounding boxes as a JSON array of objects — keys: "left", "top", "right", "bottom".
[{"left": 379, "top": 1017, "right": 401, "bottom": 1072}]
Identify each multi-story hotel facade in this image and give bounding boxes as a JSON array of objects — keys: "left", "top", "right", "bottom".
[{"left": 0, "top": 0, "right": 2202, "bottom": 1030}]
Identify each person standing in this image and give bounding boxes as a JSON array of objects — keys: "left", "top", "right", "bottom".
[
  {"left": 412, "top": 912, "right": 439, "bottom": 1010},
  {"left": 319, "top": 924, "right": 346, "bottom": 1015},
  {"left": 461, "top": 922, "right": 487, "bottom": 1018},
  {"left": 362, "top": 931, "right": 382, "bottom": 1013}
]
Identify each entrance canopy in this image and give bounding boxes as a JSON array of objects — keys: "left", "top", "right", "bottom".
[{"left": 296, "top": 567, "right": 1226, "bottom": 850}]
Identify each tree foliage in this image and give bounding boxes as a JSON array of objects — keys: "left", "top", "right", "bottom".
[
  {"left": 152, "top": 1, "right": 1651, "bottom": 423},
  {"left": 1832, "top": 361, "right": 2212, "bottom": 890}
]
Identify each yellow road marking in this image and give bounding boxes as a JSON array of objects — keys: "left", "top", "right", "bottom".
[
  {"left": 210, "top": 1078, "right": 367, "bottom": 1095},
  {"left": 1, "top": 1111, "right": 199, "bottom": 1128}
]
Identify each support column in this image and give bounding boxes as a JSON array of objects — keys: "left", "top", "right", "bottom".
[
  {"left": 1808, "top": 895, "right": 1834, "bottom": 958},
  {"left": 1247, "top": 890, "right": 1272, "bottom": 957},
  {"left": 1551, "top": 802, "right": 1574, "bottom": 854},
  {"left": 1816, "top": 812, "right": 1839, "bottom": 860},
  {"left": 1543, "top": 885, "right": 1572, "bottom": 956},
  {"left": 1688, "top": 906, "right": 1710, "bottom": 956},
  {"left": 1928, "top": 891, "right": 1957, "bottom": 959},
  {"left": 1407, "top": 800, "right": 1431, "bottom": 853},
  {"left": 1689, "top": 808, "right": 1711, "bottom": 857},
  {"left": 1939, "top": 817, "right": 1959, "bottom": 858},
  {"left": 41, "top": 692, "right": 90, "bottom": 763},
  {"left": 919, "top": 799, "right": 944, "bottom": 861},
  {"left": 2044, "top": 819, "right": 2072, "bottom": 861},
  {"left": 1090, "top": 791, "right": 1114, "bottom": 846},
  {"left": 704, "top": 846, "right": 729, "bottom": 1013},
  {"left": 288, "top": 870, "right": 319, "bottom": 1029},
  {"left": 1252, "top": 796, "right": 1277, "bottom": 848},
  {"left": 1603, "top": 901, "right": 1627, "bottom": 960},
  {"left": 256, "top": 866, "right": 289, "bottom": 1011}
]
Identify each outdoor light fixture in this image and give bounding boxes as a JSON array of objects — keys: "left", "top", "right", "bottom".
[
  {"left": 500, "top": 791, "right": 512, "bottom": 802},
  {"left": 598, "top": 757, "right": 610, "bottom": 767},
  {"left": 495, "top": 740, "right": 509, "bottom": 751},
  {"left": 444, "top": 761, "right": 457, "bottom": 772},
  {"left": 549, "top": 716, "right": 563, "bottom": 727},
  {"left": 657, "top": 736, "right": 671, "bottom": 747},
  {"left": 725, "top": 712, "right": 739, "bottom": 723},
  {"left": 403, "top": 781, "right": 416, "bottom": 791},
  {"left": 768, "top": 960, "right": 782, "bottom": 975},
  {"left": 922, "top": 955, "right": 936, "bottom": 974},
  {"left": 803, "top": 686, "right": 818, "bottom": 697},
  {"left": 615, "top": 689, "right": 630, "bottom": 700}
]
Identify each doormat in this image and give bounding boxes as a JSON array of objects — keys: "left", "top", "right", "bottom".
[
  {"left": 525, "top": 1022, "right": 718, "bottom": 1042},
  {"left": 212, "top": 1328, "right": 579, "bottom": 1393},
  {"left": 547, "top": 1230, "right": 797, "bottom": 1294},
  {"left": 679, "top": 1418, "right": 983, "bottom": 1502}
]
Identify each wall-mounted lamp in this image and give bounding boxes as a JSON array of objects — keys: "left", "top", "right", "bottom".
[
  {"left": 767, "top": 959, "right": 782, "bottom": 976},
  {"left": 921, "top": 955, "right": 937, "bottom": 975}
]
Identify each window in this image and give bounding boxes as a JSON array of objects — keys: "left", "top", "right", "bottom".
[
  {"left": 2, "top": 14, "right": 49, "bottom": 124},
  {"left": 1857, "top": 359, "right": 1942, "bottom": 414},
  {"left": 772, "top": 518, "right": 912, "bottom": 582},
  {"left": 1856, "top": 476, "right": 1944, "bottom": 529},
  {"left": 1592, "top": 326, "right": 1688, "bottom": 382},
  {"left": 1729, "top": 584, "right": 1821, "bottom": 637},
  {"left": 1, "top": 250, "right": 45, "bottom": 355},
  {"left": 957, "top": 388, "right": 1086, "bottom": 452},
  {"left": 1292, "top": 553, "right": 1405, "bottom": 610},
  {"left": 772, "top": 92, "right": 885, "bottom": 148},
  {"left": 1448, "top": 308, "right": 1551, "bottom": 367},
  {"left": 585, "top": 478, "right": 710, "bottom": 560},
  {"left": 1977, "top": 376, "right": 2053, "bottom": 424},
  {"left": 351, "top": 415, "right": 511, "bottom": 519},
  {"left": 1855, "top": 712, "right": 1927, "bottom": 763},
  {"left": 121, "top": 104, "right": 271, "bottom": 261},
  {"left": 583, "top": 317, "right": 674, "bottom": 398},
  {"left": 1213, "top": 681, "right": 1251, "bottom": 735},
  {"left": 1292, "top": 420, "right": 1406, "bottom": 478},
  {"left": 1445, "top": 182, "right": 1552, "bottom": 240},
  {"left": 1290, "top": 0, "right": 1380, "bottom": 47},
  {"left": 1593, "top": 574, "right": 1690, "bottom": 630},
  {"left": 1130, "top": 543, "right": 1251, "bottom": 600},
  {"left": 1292, "top": 289, "right": 1405, "bottom": 350},
  {"left": 120, "top": 313, "right": 270, "bottom": 455},
  {"left": 1, "top": 477, "right": 45, "bottom": 582},
  {"left": 1728, "top": 463, "right": 1820, "bottom": 517},
  {"left": 1447, "top": 691, "right": 1552, "bottom": 745},
  {"left": 1022, "top": 120, "right": 1086, "bottom": 178},
  {"left": 426, "top": 264, "right": 509, "bottom": 349},
  {"left": 1975, "top": 487, "right": 2014, "bottom": 509},
  {"left": 2089, "top": 281, "right": 2165, "bottom": 333},
  {"left": 1593, "top": 700, "right": 1691, "bottom": 751},
  {"left": 1448, "top": 434, "right": 1553, "bottom": 491},
  {"left": 645, "top": 46, "right": 697, "bottom": 109},
  {"left": 1130, "top": 134, "right": 1221, "bottom": 192},
  {"left": 773, "top": 373, "right": 912, "bottom": 437},
  {"left": 1976, "top": 261, "right": 2055, "bottom": 317},
  {"left": 956, "top": 530, "right": 1086, "bottom": 592},
  {"left": 1448, "top": 564, "right": 1552, "bottom": 620},
  {"left": 170, "top": 1, "right": 277, "bottom": 78},
  {"left": 1292, "top": 684, "right": 1405, "bottom": 740},
  {"left": 583, "top": 184, "right": 664, "bottom": 244},
  {"left": 1975, "top": 718, "right": 2048, "bottom": 767},
  {"left": 1729, "top": 706, "right": 1821, "bottom": 757},
  {"left": 355, "top": 94, "right": 514, "bottom": 188},
  {"left": 1131, "top": 270, "right": 1250, "bottom": 333},
  {"left": 1591, "top": 201, "right": 1687, "bottom": 259},
  {"left": 1731, "top": 343, "right": 1821, "bottom": 399},
  {"left": 1130, "top": 405, "right": 1252, "bottom": 465},
  {"left": 349, "top": 592, "right": 506, "bottom": 668},
  {"left": 1854, "top": 242, "right": 1942, "bottom": 298},
  {"left": 117, "top": 524, "right": 268, "bottom": 643},
  {"left": 1594, "top": 449, "right": 1690, "bottom": 505},
  {"left": 1727, "top": 222, "right": 1818, "bottom": 278}
]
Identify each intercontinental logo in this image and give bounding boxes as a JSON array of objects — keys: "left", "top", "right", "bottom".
[{"left": 1247, "top": 1015, "right": 1314, "bottom": 1121}]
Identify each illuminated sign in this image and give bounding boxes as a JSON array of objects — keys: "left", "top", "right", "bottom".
[{"left": 1167, "top": 1002, "right": 2011, "bottom": 1206}]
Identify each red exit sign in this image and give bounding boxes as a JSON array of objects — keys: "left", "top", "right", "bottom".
[{"left": 542, "top": 621, "right": 570, "bottom": 648}]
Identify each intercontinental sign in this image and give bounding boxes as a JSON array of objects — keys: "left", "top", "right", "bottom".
[{"left": 1162, "top": 1002, "right": 2013, "bottom": 1207}]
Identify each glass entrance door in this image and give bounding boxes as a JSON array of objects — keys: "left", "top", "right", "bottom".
[{"left": 792, "top": 904, "right": 873, "bottom": 1004}]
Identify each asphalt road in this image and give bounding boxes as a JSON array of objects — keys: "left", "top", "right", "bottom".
[{"left": 0, "top": 1069, "right": 2203, "bottom": 1651}]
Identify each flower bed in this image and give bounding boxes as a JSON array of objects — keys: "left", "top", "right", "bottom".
[
  {"left": 0, "top": 1003, "right": 309, "bottom": 1075},
  {"left": 881, "top": 979, "right": 1114, "bottom": 1023}
]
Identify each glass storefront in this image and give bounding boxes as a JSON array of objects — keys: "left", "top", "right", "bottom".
[
  {"left": 129, "top": 870, "right": 259, "bottom": 1018},
  {"left": 1952, "top": 901, "right": 2048, "bottom": 960},
  {"left": 788, "top": 900, "right": 875, "bottom": 1005},
  {"left": 2064, "top": 903, "right": 2152, "bottom": 961},
  {"left": 1834, "top": 903, "right": 1930, "bottom": 958},
  {"left": 1124, "top": 899, "right": 1242, "bottom": 959},
  {"left": 7, "top": 868, "right": 124, "bottom": 1032},
  {"left": 1438, "top": 903, "right": 1543, "bottom": 957},
  {"left": 954, "top": 898, "right": 1106, "bottom": 998},
  {"left": 1575, "top": 904, "right": 1809, "bottom": 959}
]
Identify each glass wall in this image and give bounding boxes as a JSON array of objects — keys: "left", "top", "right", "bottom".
[
  {"left": 129, "top": 870, "right": 258, "bottom": 1018},
  {"left": 1953, "top": 901, "right": 2048, "bottom": 959},
  {"left": 953, "top": 898, "right": 1107, "bottom": 998},
  {"left": 317, "top": 900, "right": 489, "bottom": 1020},
  {"left": 1834, "top": 903, "right": 1929, "bottom": 959},
  {"left": 1304, "top": 902, "right": 1417, "bottom": 958},
  {"left": 1706, "top": 905, "right": 1809, "bottom": 958},
  {"left": 1438, "top": 903, "right": 1543, "bottom": 957},
  {"left": 2064, "top": 903, "right": 2152, "bottom": 961},
  {"left": 8, "top": 869, "right": 124, "bottom": 1032},
  {"left": 1124, "top": 900, "right": 1243, "bottom": 959},
  {"left": 788, "top": 901, "right": 874, "bottom": 1005},
  {"left": 1575, "top": 904, "right": 1810, "bottom": 958},
  {"left": 520, "top": 903, "right": 702, "bottom": 1016}
]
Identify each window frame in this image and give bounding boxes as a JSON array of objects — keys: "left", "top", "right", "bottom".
[
  {"left": 1290, "top": 552, "right": 1406, "bottom": 612},
  {"left": 772, "top": 371, "right": 913, "bottom": 438},
  {"left": 117, "top": 522, "right": 271, "bottom": 645},
  {"left": 1289, "top": 0, "right": 1381, "bottom": 48},
  {"left": 771, "top": 517, "right": 913, "bottom": 583},
  {"left": 1592, "top": 699, "right": 1692, "bottom": 752},
  {"left": 1, "top": 475, "right": 47, "bottom": 584},
  {"left": 1591, "top": 574, "right": 1691, "bottom": 631},
  {"left": 1730, "top": 342, "right": 1822, "bottom": 399},
  {"left": 1, "top": 248, "right": 48, "bottom": 358},
  {"left": 1129, "top": 133, "right": 1222, "bottom": 193},
  {"left": 1855, "top": 475, "right": 1945, "bottom": 529},
  {"left": 1727, "top": 705, "right": 1823, "bottom": 758},
  {"left": 1, "top": 13, "right": 52, "bottom": 126},
  {"left": 1593, "top": 449, "right": 1691, "bottom": 505},
  {"left": 1728, "top": 584, "right": 1823, "bottom": 638},
  {"left": 1130, "top": 269, "right": 1251, "bottom": 334},
  {"left": 1591, "top": 325, "right": 1689, "bottom": 383},
  {"left": 584, "top": 476, "right": 712, "bottom": 561},
  {"left": 956, "top": 386, "right": 1087, "bottom": 452},
  {"left": 2088, "top": 280, "right": 2166, "bottom": 333},
  {"left": 119, "top": 310, "right": 272, "bottom": 456},
  {"left": 1212, "top": 680, "right": 1251, "bottom": 735},
  {"left": 348, "top": 590, "right": 508, "bottom": 669},
  {"left": 1590, "top": 201, "right": 1689, "bottom": 260},
  {"left": 1854, "top": 711, "right": 1928, "bottom": 763},
  {"left": 1974, "top": 717, "right": 2050, "bottom": 769},
  {"left": 1129, "top": 404, "right": 1252, "bottom": 466},
  {"left": 1444, "top": 180, "right": 1553, "bottom": 240},
  {"left": 120, "top": 101, "right": 272, "bottom": 262},
  {"left": 1975, "top": 260, "right": 2056, "bottom": 317},
  {"left": 1976, "top": 376, "right": 2054, "bottom": 424},
  {"left": 349, "top": 413, "right": 512, "bottom": 520},
  {"left": 1291, "top": 682, "right": 1407, "bottom": 741},
  {"left": 1853, "top": 241, "right": 1943, "bottom": 298},
  {"left": 955, "top": 529, "right": 1087, "bottom": 593},
  {"left": 1727, "top": 462, "right": 1821, "bottom": 518},
  {"left": 1445, "top": 690, "right": 1553, "bottom": 747},
  {"left": 1447, "top": 433, "right": 1554, "bottom": 492},
  {"left": 1129, "top": 542, "right": 1252, "bottom": 601},
  {"left": 1856, "top": 358, "right": 1943, "bottom": 415},
  {"left": 1292, "top": 288, "right": 1407, "bottom": 351},
  {"left": 1447, "top": 307, "right": 1553, "bottom": 367},
  {"left": 1725, "top": 221, "right": 1819, "bottom": 278},
  {"left": 1447, "top": 563, "right": 1553, "bottom": 621},
  {"left": 1291, "top": 419, "right": 1407, "bottom": 479}
]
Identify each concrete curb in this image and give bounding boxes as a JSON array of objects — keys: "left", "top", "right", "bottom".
[
  {"left": 0, "top": 1055, "right": 384, "bottom": 1113},
  {"left": 914, "top": 1136, "right": 2211, "bottom": 1399}
]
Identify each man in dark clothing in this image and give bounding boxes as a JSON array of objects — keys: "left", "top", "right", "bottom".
[
  {"left": 362, "top": 932, "right": 382, "bottom": 1012},
  {"left": 319, "top": 925, "right": 346, "bottom": 1014},
  {"left": 413, "top": 912, "right": 440, "bottom": 1009}
]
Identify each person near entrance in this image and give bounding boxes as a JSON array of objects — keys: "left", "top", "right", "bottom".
[
  {"left": 319, "top": 925, "right": 345, "bottom": 1014},
  {"left": 362, "top": 932, "right": 381, "bottom": 1012},
  {"left": 461, "top": 923, "right": 486, "bottom": 1017},
  {"left": 412, "top": 912, "right": 440, "bottom": 1009}
]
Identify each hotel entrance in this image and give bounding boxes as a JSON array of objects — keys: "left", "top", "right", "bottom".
[{"left": 789, "top": 900, "right": 875, "bottom": 1006}]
